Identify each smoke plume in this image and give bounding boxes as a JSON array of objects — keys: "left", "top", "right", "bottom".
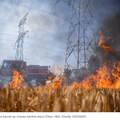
[{"left": 95, "top": 11, "right": 120, "bottom": 65}]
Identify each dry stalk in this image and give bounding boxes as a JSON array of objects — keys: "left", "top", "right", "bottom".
[
  {"left": 52, "top": 97, "right": 66, "bottom": 112},
  {"left": 41, "top": 92, "right": 48, "bottom": 112},
  {"left": 11, "top": 90, "right": 15, "bottom": 112},
  {"left": 37, "top": 91, "right": 42, "bottom": 112},
  {"left": 22, "top": 88, "right": 27, "bottom": 112}
]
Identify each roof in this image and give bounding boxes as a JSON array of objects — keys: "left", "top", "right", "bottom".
[
  {"left": 26, "top": 65, "right": 48, "bottom": 69},
  {"left": 3, "top": 60, "right": 26, "bottom": 62}
]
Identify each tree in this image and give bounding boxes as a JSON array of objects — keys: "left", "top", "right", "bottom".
[{"left": 87, "top": 55, "right": 100, "bottom": 74}]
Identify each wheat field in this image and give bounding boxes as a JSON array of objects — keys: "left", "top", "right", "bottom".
[{"left": 0, "top": 82, "right": 120, "bottom": 112}]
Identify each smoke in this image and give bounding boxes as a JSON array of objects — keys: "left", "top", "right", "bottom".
[
  {"left": 95, "top": 10, "right": 120, "bottom": 65},
  {"left": 73, "top": 68, "right": 88, "bottom": 83}
]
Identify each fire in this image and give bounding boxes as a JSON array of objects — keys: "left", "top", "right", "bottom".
[
  {"left": 38, "top": 56, "right": 120, "bottom": 90},
  {"left": 79, "top": 31, "right": 120, "bottom": 89},
  {"left": 45, "top": 78, "right": 51, "bottom": 88},
  {"left": 111, "top": 62, "right": 120, "bottom": 89},
  {"left": 63, "top": 81, "right": 68, "bottom": 88},
  {"left": 51, "top": 75, "right": 65, "bottom": 88},
  {"left": 81, "top": 61, "right": 120, "bottom": 89},
  {"left": 65, "top": 31, "right": 120, "bottom": 89},
  {"left": 71, "top": 81, "right": 82, "bottom": 88},
  {"left": 9, "top": 70, "right": 24, "bottom": 89},
  {"left": 50, "top": 66, "right": 65, "bottom": 88},
  {"left": 98, "top": 31, "right": 114, "bottom": 54},
  {"left": 98, "top": 31, "right": 105, "bottom": 47},
  {"left": 9, "top": 30, "right": 120, "bottom": 90},
  {"left": 38, "top": 65, "right": 65, "bottom": 89}
]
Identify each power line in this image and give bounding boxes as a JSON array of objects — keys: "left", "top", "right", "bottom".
[
  {"left": 0, "top": 30, "right": 67, "bottom": 49},
  {"left": 95, "top": 0, "right": 114, "bottom": 14},
  {"left": 23, "top": 48, "right": 75, "bottom": 65},
  {"left": 0, "top": 0, "right": 69, "bottom": 22},
  {"left": 0, "top": 19, "right": 18, "bottom": 24},
  {"left": 0, "top": 0, "right": 109, "bottom": 27},
  {"left": 0, "top": 47, "right": 14, "bottom": 50},
  {"left": 25, "top": 41, "right": 66, "bottom": 54},
  {"left": 0, "top": 18, "right": 63, "bottom": 39},
  {"left": 25, "top": 24, "right": 63, "bottom": 39},
  {"left": 0, "top": 34, "right": 66, "bottom": 51},
  {"left": 0, "top": 0, "right": 115, "bottom": 31},
  {"left": 0, "top": 4, "right": 64, "bottom": 39},
  {"left": 0, "top": 29, "right": 17, "bottom": 32},
  {"left": 0, "top": 46, "right": 75, "bottom": 65},
  {"left": 0, "top": 40, "right": 66, "bottom": 56},
  {"left": 29, "top": 36, "right": 66, "bottom": 49},
  {"left": 0, "top": 43, "right": 13, "bottom": 46},
  {"left": 0, "top": 39, "right": 66, "bottom": 54},
  {"left": 0, "top": 0, "right": 69, "bottom": 40},
  {"left": 0, "top": 32, "right": 17, "bottom": 36},
  {"left": 0, "top": 0, "right": 116, "bottom": 38}
]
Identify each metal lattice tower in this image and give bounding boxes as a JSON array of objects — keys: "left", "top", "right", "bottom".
[
  {"left": 55, "top": 0, "right": 96, "bottom": 77},
  {"left": 15, "top": 13, "right": 29, "bottom": 60}
]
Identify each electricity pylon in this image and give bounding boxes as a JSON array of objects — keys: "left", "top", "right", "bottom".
[
  {"left": 15, "top": 13, "right": 29, "bottom": 60},
  {"left": 55, "top": 0, "right": 96, "bottom": 77}
]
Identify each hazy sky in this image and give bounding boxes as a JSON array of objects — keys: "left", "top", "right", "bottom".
[{"left": 0, "top": 0, "right": 119, "bottom": 72}]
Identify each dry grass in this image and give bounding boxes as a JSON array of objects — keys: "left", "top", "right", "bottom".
[{"left": 0, "top": 84, "right": 120, "bottom": 112}]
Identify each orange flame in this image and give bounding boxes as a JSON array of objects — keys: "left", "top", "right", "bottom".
[
  {"left": 69, "top": 31, "right": 119, "bottom": 89},
  {"left": 11, "top": 31, "right": 120, "bottom": 90},
  {"left": 37, "top": 61, "right": 120, "bottom": 89},
  {"left": 98, "top": 31, "right": 114, "bottom": 55},
  {"left": 111, "top": 62, "right": 120, "bottom": 89},
  {"left": 10, "top": 70, "right": 24, "bottom": 89},
  {"left": 63, "top": 80, "right": 68, "bottom": 88},
  {"left": 81, "top": 61, "right": 120, "bottom": 89},
  {"left": 50, "top": 65, "right": 65, "bottom": 88},
  {"left": 71, "top": 81, "right": 82, "bottom": 88},
  {"left": 38, "top": 65, "right": 65, "bottom": 89}
]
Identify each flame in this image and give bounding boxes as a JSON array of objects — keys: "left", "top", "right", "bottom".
[
  {"left": 38, "top": 65, "right": 65, "bottom": 89},
  {"left": 50, "top": 74, "right": 65, "bottom": 88},
  {"left": 98, "top": 31, "right": 114, "bottom": 55},
  {"left": 37, "top": 61, "right": 120, "bottom": 89},
  {"left": 10, "top": 62, "right": 120, "bottom": 89},
  {"left": 45, "top": 79, "right": 51, "bottom": 88},
  {"left": 98, "top": 31, "right": 105, "bottom": 47},
  {"left": 71, "top": 81, "right": 82, "bottom": 88},
  {"left": 82, "top": 63, "right": 111, "bottom": 89},
  {"left": 10, "top": 70, "right": 24, "bottom": 89},
  {"left": 63, "top": 80, "right": 68, "bottom": 88},
  {"left": 79, "top": 31, "right": 119, "bottom": 89},
  {"left": 50, "top": 65, "right": 65, "bottom": 88},
  {"left": 10, "top": 31, "right": 120, "bottom": 90},
  {"left": 68, "top": 31, "right": 120, "bottom": 89},
  {"left": 111, "top": 62, "right": 120, "bottom": 89},
  {"left": 38, "top": 84, "right": 44, "bottom": 89},
  {"left": 81, "top": 61, "right": 120, "bottom": 89}
]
